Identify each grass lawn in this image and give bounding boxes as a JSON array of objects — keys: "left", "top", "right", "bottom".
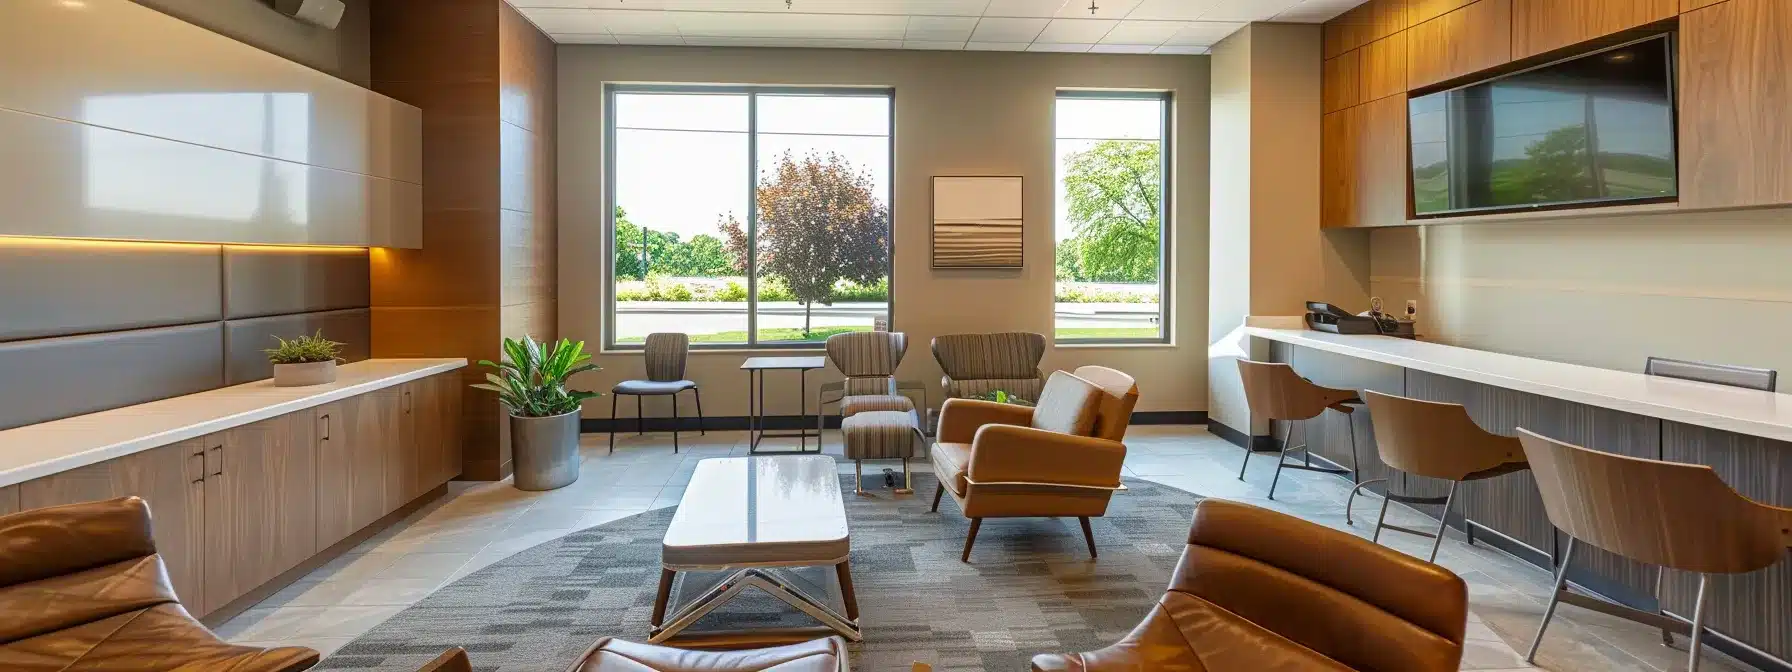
[
  {"left": 622, "top": 325, "right": 1160, "bottom": 343},
  {"left": 1055, "top": 327, "right": 1162, "bottom": 340}
]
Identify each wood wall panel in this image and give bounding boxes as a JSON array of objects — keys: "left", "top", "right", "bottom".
[
  {"left": 1322, "top": 50, "right": 1362, "bottom": 114},
  {"left": 1370, "top": 0, "right": 1410, "bottom": 42},
  {"left": 1511, "top": 0, "right": 1677, "bottom": 59},
  {"left": 1356, "top": 95, "right": 1410, "bottom": 227},
  {"left": 1407, "top": 0, "right": 1514, "bottom": 90},
  {"left": 1678, "top": 0, "right": 1792, "bottom": 209},
  {"left": 0, "top": 484, "right": 16, "bottom": 516},
  {"left": 1324, "top": 2, "right": 1378, "bottom": 59},
  {"left": 1408, "top": 0, "right": 1477, "bottom": 25},
  {"left": 1682, "top": 0, "right": 1728, "bottom": 10},
  {"left": 1321, "top": 107, "right": 1359, "bottom": 228},
  {"left": 1359, "top": 32, "right": 1408, "bottom": 102},
  {"left": 1659, "top": 422, "right": 1792, "bottom": 662}
]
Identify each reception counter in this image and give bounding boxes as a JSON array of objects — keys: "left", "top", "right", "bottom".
[{"left": 1241, "top": 322, "right": 1791, "bottom": 670}]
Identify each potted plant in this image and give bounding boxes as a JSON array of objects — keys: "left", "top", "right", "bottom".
[
  {"left": 969, "top": 390, "right": 1036, "bottom": 407},
  {"left": 265, "top": 331, "right": 344, "bottom": 387},
  {"left": 473, "top": 336, "right": 600, "bottom": 491}
]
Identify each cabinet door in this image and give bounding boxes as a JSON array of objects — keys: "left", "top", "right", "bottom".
[
  {"left": 313, "top": 402, "right": 353, "bottom": 549},
  {"left": 0, "top": 484, "right": 18, "bottom": 516},
  {"left": 206, "top": 412, "right": 316, "bottom": 611},
  {"left": 1679, "top": 0, "right": 1792, "bottom": 209},
  {"left": 1407, "top": 0, "right": 1512, "bottom": 90},
  {"left": 16, "top": 440, "right": 206, "bottom": 613},
  {"left": 382, "top": 388, "right": 420, "bottom": 511},
  {"left": 1512, "top": 0, "right": 1676, "bottom": 59},
  {"left": 343, "top": 392, "right": 398, "bottom": 529},
  {"left": 1323, "top": 50, "right": 1362, "bottom": 114},
  {"left": 1322, "top": 107, "right": 1361, "bottom": 228},
  {"left": 1355, "top": 94, "right": 1411, "bottom": 227},
  {"left": 414, "top": 373, "right": 465, "bottom": 490}
]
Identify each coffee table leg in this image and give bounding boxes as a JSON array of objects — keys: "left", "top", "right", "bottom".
[
  {"left": 835, "top": 560, "right": 859, "bottom": 621},
  {"left": 651, "top": 568, "right": 676, "bottom": 626}
]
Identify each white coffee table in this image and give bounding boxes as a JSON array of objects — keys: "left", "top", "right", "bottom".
[{"left": 650, "top": 456, "right": 860, "bottom": 645}]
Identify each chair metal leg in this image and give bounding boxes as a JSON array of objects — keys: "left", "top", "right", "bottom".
[
  {"left": 961, "top": 518, "right": 982, "bottom": 562},
  {"left": 1688, "top": 574, "right": 1711, "bottom": 672},
  {"left": 1268, "top": 420, "right": 1295, "bottom": 500},
  {"left": 637, "top": 396, "right": 645, "bottom": 435},
  {"left": 1372, "top": 493, "right": 1392, "bottom": 543},
  {"left": 1078, "top": 516, "right": 1097, "bottom": 559},
  {"left": 1344, "top": 413, "right": 1363, "bottom": 524},
  {"left": 1237, "top": 432, "right": 1253, "bottom": 481},
  {"left": 895, "top": 458, "right": 913, "bottom": 495},
  {"left": 930, "top": 482, "right": 944, "bottom": 512},
  {"left": 671, "top": 393, "right": 680, "bottom": 454},
  {"left": 1657, "top": 567, "right": 1675, "bottom": 647},
  {"left": 854, "top": 460, "right": 865, "bottom": 496},
  {"left": 1428, "top": 481, "right": 1459, "bottom": 563},
  {"left": 609, "top": 394, "right": 619, "bottom": 454},
  {"left": 1526, "top": 537, "right": 1578, "bottom": 663},
  {"left": 693, "top": 387, "right": 706, "bottom": 435}
]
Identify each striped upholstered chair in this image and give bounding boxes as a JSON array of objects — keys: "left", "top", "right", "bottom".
[
  {"left": 826, "top": 331, "right": 914, "bottom": 417},
  {"left": 931, "top": 332, "right": 1048, "bottom": 402},
  {"left": 609, "top": 333, "right": 703, "bottom": 454}
]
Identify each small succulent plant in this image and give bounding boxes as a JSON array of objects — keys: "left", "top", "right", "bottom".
[
  {"left": 970, "top": 390, "right": 1035, "bottom": 407},
  {"left": 264, "top": 330, "right": 345, "bottom": 365}
]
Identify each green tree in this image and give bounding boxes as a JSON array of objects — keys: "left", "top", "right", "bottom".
[
  {"left": 1060, "top": 140, "right": 1161, "bottom": 283},
  {"left": 616, "top": 206, "right": 740, "bottom": 278},
  {"left": 614, "top": 206, "right": 648, "bottom": 279},
  {"left": 719, "top": 151, "right": 889, "bottom": 336}
]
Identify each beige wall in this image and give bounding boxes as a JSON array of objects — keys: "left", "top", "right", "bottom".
[
  {"left": 131, "top": 0, "right": 370, "bottom": 85},
  {"left": 559, "top": 45, "right": 1210, "bottom": 419},
  {"left": 1369, "top": 207, "right": 1792, "bottom": 377}
]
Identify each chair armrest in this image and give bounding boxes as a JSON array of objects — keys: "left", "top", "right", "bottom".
[
  {"left": 937, "top": 398, "right": 1035, "bottom": 443},
  {"left": 968, "top": 424, "right": 1126, "bottom": 488}
]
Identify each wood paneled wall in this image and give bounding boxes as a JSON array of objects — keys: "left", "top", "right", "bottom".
[{"left": 370, "top": 0, "right": 557, "bottom": 481}]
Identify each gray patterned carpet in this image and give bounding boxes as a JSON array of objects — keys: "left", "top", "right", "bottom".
[{"left": 317, "top": 473, "right": 1200, "bottom": 671}]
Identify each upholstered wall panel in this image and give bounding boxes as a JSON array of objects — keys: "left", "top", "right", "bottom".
[
  {"left": 0, "top": 239, "right": 221, "bottom": 342},
  {"left": 224, "top": 309, "right": 372, "bottom": 385},
  {"left": 225, "top": 247, "right": 372, "bottom": 319},
  {"left": 0, "top": 323, "right": 224, "bottom": 430}
]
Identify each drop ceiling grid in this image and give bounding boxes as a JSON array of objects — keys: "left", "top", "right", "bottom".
[{"left": 514, "top": 0, "right": 1370, "bottom": 54}]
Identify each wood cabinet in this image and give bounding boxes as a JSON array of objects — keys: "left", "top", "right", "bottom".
[
  {"left": 1322, "top": 94, "right": 1410, "bottom": 228},
  {"left": 1682, "top": 0, "right": 1727, "bottom": 10},
  {"left": 1679, "top": 0, "right": 1792, "bottom": 209},
  {"left": 1407, "top": 0, "right": 1513, "bottom": 90},
  {"left": 414, "top": 373, "right": 464, "bottom": 491},
  {"left": 1322, "top": 49, "right": 1362, "bottom": 114},
  {"left": 1325, "top": 0, "right": 1408, "bottom": 58},
  {"left": 1408, "top": 0, "right": 1476, "bottom": 25},
  {"left": 1360, "top": 32, "right": 1408, "bottom": 102},
  {"left": 0, "top": 484, "right": 17, "bottom": 515},
  {"left": 15, "top": 440, "right": 207, "bottom": 610},
  {"left": 315, "top": 391, "right": 402, "bottom": 550},
  {"left": 205, "top": 412, "right": 316, "bottom": 613},
  {"left": 1511, "top": 0, "right": 1676, "bottom": 59}
]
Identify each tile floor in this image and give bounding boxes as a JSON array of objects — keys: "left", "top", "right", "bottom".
[{"left": 218, "top": 425, "right": 1756, "bottom": 672}]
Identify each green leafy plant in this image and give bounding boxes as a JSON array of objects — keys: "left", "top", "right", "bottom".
[
  {"left": 473, "top": 336, "right": 601, "bottom": 418},
  {"left": 969, "top": 390, "right": 1036, "bottom": 407},
  {"left": 264, "top": 330, "right": 344, "bottom": 365}
]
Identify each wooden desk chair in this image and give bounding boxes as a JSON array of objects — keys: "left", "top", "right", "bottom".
[
  {"left": 1235, "top": 360, "right": 1370, "bottom": 517},
  {"left": 1359, "top": 391, "right": 1529, "bottom": 562},
  {"left": 1518, "top": 429, "right": 1792, "bottom": 671}
]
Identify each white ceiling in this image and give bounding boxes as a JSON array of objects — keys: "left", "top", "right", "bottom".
[{"left": 510, "top": 0, "right": 1370, "bottom": 55}]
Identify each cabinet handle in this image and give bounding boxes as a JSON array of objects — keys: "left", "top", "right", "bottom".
[
  {"left": 404, "top": 390, "right": 413, "bottom": 414},
  {"left": 188, "top": 452, "right": 205, "bottom": 484},
  {"left": 210, "top": 445, "right": 223, "bottom": 476},
  {"left": 319, "top": 413, "right": 331, "bottom": 441}
]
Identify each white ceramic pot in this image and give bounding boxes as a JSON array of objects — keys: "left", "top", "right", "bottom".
[{"left": 273, "top": 360, "right": 338, "bottom": 387}]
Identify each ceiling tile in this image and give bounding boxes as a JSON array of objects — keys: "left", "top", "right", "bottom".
[
  {"left": 675, "top": 12, "right": 908, "bottom": 39},
  {"left": 1162, "top": 21, "right": 1242, "bottom": 45},
  {"left": 982, "top": 0, "right": 1072, "bottom": 18},
  {"left": 613, "top": 34, "right": 687, "bottom": 45},
  {"left": 1099, "top": 20, "right": 1184, "bottom": 44},
  {"left": 782, "top": 0, "right": 991, "bottom": 14},
  {"left": 1153, "top": 44, "right": 1208, "bottom": 54},
  {"left": 965, "top": 41, "right": 1031, "bottom": 50},
  {"left": 1053, "top": 0, "right": 1142, "bottom": 18},
  {"left": 1037, "top": 18, "right": 1118, "bottom": 42},
  {"left": 1028, "top": 42, "right": 1092, "bottom": 52},
  {"left": 905, "top": 15, "right": 979, "bottom": 41},
  {"left": 1088, "top": 43, "right": 1158, "bottom": 53},
  {"left": 903, "top": 39, "right": 970, "bottom": 49},
  {"left": 677, "top": 35, "right": 905, "bottom": 49},
  {"left": 1126, "top": 0, "right": 1223, "bottom": 20},
  {"left": 522, "top": 8, "right": 681, "bottom": 35},
  {"left": 623, "top": 0, "right": 789, "bottom": 10},
  {"left": 1199, "top": 0, "right": 1303, "bottom": 21},
  {"left": 969, "top": 16, "right": 1050, "bottom": 42},
  {"left": 553, "top": 32, "right": 620, "bottom": 44}
]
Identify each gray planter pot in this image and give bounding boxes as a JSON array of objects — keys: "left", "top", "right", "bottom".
[
  {"left": 273, "top": 360, "right": 337, "bottom": 387},
  {"left": 511, "top": 410, "right": 581, "bottom": 491}
]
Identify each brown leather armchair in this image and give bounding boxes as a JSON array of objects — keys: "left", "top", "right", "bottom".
[
  {"left": 566, "top": 636, "right": 847, "bottom": 671},
  {"left": 929, "top": 366, "right": 1139, "bottom": 562},
  {"left": 1031, "top": 499, "right": 1469, "bottom": 672},
  {"left": 0, "top": 496, "right": 319, "bottom": 671}
]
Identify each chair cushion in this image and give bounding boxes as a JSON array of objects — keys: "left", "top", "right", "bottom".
[
  {"left": 612, "top": 379, "right": 697, "bottom": 395},
  {"left": 841, "top": 394, "right": 914, "bottom": 417},
  {"left": 0, "top": 603, "right": 318, "bottom": 672},
  {"left": 930, "top": 442, "right": 972, "bottom": 495},
  {"left": 841, "top": 411, "right": 918, "bottom": 460},
  {"left": 1029, "top": 372, "right": 1103, "bottom": 437},
  {"left": 572, "top": 636, "right": 845, "bottom": 672}
]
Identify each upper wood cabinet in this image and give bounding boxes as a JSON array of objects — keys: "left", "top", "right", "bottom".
[
  {"left": 1322, "top": 108, "right": 1359, "bottom": 228},
  {"left": 1322, "top": 94, "right": 1411, "bottom": 228},
  {"left": 1323, "top": 50, "right": 1363, "bottom": 113},
  {"left": 1679, "top": 0, "right": 1792, "bottom": 209},
  {"left": 1361, "top": 32, "right": 1409, "bottom": 102},
  {"left": 1325, "top": 0, "right": 1407, "bottom": 58},
  {"left": 1512, "top": 0, "right": 1677, "bottom": 59},
  {"left": 1408, "top": 0, "right": 1513, "bottom": 90},
  {"left": 1682, "top": 0, "right": 1727, "bottom": 10},
  {"left": 206, "top": 412, "right": 317, "bottom": 613},
  {"left": 1409, "top": 0, "right": 1477, "bottom": 25}
]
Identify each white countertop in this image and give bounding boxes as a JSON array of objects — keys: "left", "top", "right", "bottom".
[
  {"left": 0, "top": 358, "right": 466, "bottom": 488},
  {"left": 1244, "top": 325, "right": 1792, "bottom": 443}
]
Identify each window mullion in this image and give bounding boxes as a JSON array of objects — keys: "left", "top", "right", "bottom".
[{"left": 746, "top": 91, "right": 759, "bottom": 347}]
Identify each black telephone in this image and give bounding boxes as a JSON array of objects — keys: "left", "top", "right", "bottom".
[{"left": 1305, "top": 301, "right": 1413, "bottom": 338}]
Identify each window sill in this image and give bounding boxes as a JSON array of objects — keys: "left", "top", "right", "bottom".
[{"left": 1054, "top": 341, "right": 1178, "bottom": 350}]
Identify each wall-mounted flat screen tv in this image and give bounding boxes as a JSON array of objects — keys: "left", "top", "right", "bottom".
[{"left": 1409, "top": 35, "right": 1677, "bottom": 217}]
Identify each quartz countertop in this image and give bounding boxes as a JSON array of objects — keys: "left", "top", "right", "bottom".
[
  {"left": 0, "top": 358, "right": 466, "bottom": 487},
  {"left": 1244, "top": 326, "right": 1792, "bottom": 443}
]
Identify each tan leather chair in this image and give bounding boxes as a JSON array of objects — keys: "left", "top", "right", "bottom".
[
  {"left": 1236, "top": 360, "right": 1370, "bottom": 518},
  {"left": 566, "top": 636, "right": 847, "bottom": 671},
  {"left": 1031, "top": 498, "right": 1469, "bottom": 672},
  {"left": 1518, "top": 429, "right": 1792, "bottom": 672},
  {"left": 416, "top": 648, "right": 471, "bottom": 672},
  {"left": 0, "top": 496, "right": 319, "bottom": 672},
  {"left": 1360, "top": 390, "right": 1530, "bottom": 562},
  {"left": 929, "top": 366, "right": 1138, "bottom": 562}
]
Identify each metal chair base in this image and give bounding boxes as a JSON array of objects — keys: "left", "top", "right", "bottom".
[
  {"left": 608, "top": 387, "right": 705, "bottom": 455},
  {"left": 1370, "top": 480, "right": 1460, "bottom": 563},
  {"left": 854, "top": 458, "right": 912, "bottom": 496},
  {"left": 650, "top": 568, "right": 862, "bottom": 645},
  {"left": 1525, "top": 538, "right": 1712, "bottom": 671}
]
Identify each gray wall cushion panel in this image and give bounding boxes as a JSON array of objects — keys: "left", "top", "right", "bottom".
[
  {"left": 225, "top": 308, "right": 371, "bottom": 385},
  {"left": 0, "top": 240, "right": 222, "bottom": 342},
  {"left": 0, "top": 323, "right": 225, "bottom": 430},
  {"left": 223, "top": 246, "right": 371, "bottom": 319}
]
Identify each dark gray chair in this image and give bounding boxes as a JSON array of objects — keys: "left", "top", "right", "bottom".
[
  {"left": 1644, "top": 356, "right": 1776, "bottom": 392},
  {"left": 610, "top": 333, "right": 703, "bottom": 453}
]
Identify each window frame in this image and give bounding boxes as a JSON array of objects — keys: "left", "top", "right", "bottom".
[
  {"left": 602, "top": 83, "right": 897, "bottom": 351},
  {"left": 1052, "top": 89, "right": 1174, "bottom": 345}
]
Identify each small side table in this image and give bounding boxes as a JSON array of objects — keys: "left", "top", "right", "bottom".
[{"left": 741, "top": 356, "right": 827, "bottom": 454}]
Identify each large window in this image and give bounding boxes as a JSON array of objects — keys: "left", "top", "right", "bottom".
[
  {"left": 1053, "top": 92, "right": 1170, "bottom": 343},
  {"left": 606, "top": 85, "right": 892, "bottom": 348}
]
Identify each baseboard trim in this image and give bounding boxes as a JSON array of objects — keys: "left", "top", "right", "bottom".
[
  {"left": 583, "top": 409, "right": 1207, "bottom": 434},
  {"left": 1206, "top": 420, "right": 1279, "bottom": 452}
]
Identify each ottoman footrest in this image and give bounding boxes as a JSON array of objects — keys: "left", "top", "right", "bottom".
[{"left": 842, "top": 410, "right": 920, "bottom": 495}]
